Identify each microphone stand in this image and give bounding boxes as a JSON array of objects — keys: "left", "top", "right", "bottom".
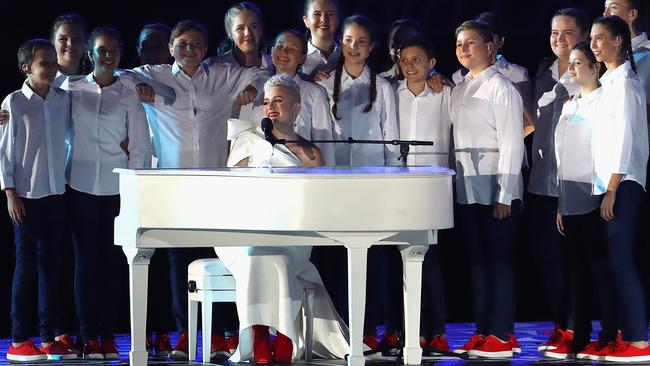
[{"left": 271, "top": 137, "right": 434, "bottom": 167}]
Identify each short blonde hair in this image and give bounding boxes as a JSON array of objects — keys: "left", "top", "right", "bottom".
[{"left": 263, "top": 74, "right": 301, "bottom": 104}]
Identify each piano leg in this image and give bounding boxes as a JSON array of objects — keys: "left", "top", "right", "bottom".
[
  {"left": 400, "top": 243, "right": 428, "bottom": 365},
  {"left": 123, "top": 247, "right": 155, "bottom": 366},
  {"left": 345, "top": 244, "right": 369, "bottom": 366}
]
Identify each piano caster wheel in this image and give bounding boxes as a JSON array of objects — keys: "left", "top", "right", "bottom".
[{"left": 188, "top": 280, "right": 197, "bottom": 293}]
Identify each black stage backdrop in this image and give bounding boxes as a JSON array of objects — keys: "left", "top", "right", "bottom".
[{"left": 0, "top": 0, "right": 606, "bottom": 338}]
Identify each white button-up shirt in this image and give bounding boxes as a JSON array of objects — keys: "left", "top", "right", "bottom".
[
  {"left": 632, "top": 32, "right": 650, "bottom": 106},
  {"left": 64, "top": 74, "right": 151, "bottom": 195},
  {"left": 131, "top": 61, "right": 268, "bottom": 168},
  {"left": 450, "top": 65, "right": 525, "bottom": 205},
  {"left": 555, "top": 89, "right": 602, "bottom": 215},
  {"left": 301, "top": 40, "right": 341, "bottom": 77},
  {"left": 453, "top": 55, "right": 534, "bottom": 122},
  {"left": 250, "top": 74, "right": 336, "bottom": 165},
  {"left": 593, "top": 61, "right": 649, "bottom": 194},
  {"left": 0, "top": 82, "right": 70, "bottom": 198},
  {"left": 396, "top": 81, "right": 452, "bottom": 168},
  {"left": 205, "top": 53, "right": 273, "bottom": 123},
  {"left": 318, "top": 66, "right": 400, "bottom": 166}
]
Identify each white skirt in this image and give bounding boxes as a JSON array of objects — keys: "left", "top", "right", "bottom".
[{"left": 215, "top": 246, "right": 350, "bottom": 362}]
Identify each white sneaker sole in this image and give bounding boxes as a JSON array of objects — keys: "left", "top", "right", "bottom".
[
  {"left": 538, "top": 345, "right": 558, "bottom": 352},
  {"left": 468, "top": 350, "right": 513, "bottom": 358},
  {"left": 512, "top": 347, "right": 521, "bottom": 353},
  {"left": 576, "top": 353, "right": 602, "bottom": 361},
  {"left": 604, "top": 355, "right": 650, "bottom": 362},
  {"left": 84, "top": 353, "right": 104, "bottom": 359},
  {"left": 544, "top": 350, "right": 570, "bottom": 359},
  {"left": 453, "top": 349, "right": 468, "bottom": 354},
  {"left": 7, "top": 354, "right": 48, "bottom": 362},
  {"left": 104, "top": 352, "right": 120, "bottom": 360}
]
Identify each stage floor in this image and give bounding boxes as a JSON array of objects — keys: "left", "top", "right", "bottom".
[{"left": 0, "top": 321, "right": 621, "bottom": 365}]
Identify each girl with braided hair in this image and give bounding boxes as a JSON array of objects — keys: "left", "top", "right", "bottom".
[
  {"left": 575, "top": 15, "right": 650, "bottom": 362},
  {"left": 317, "top": 15, "right": 399, "bottom": 166}
]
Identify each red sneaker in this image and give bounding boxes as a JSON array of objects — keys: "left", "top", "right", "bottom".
[
  {"left": 154, "top": 333, "right": 172, "bottom": 358},
  {"left": 453, "top": 334, "right": 485, "bottom": 354},
  {"left": 226, "top": 335, "right": 239, "bottom": 353},
  {"left": 55, "top": 334, "right": 80, "bottom": 355},
  {"left": 537, "top": 327, "right": 563, "bottom": 352},
  {"left": 83, "top": 339, "right": 104, "bottom": 359},
  {"left": 468, "top": 335, "right": 513, "bottom": 358},
  {"left": 253, "top": 325, "right": 272, "bottom": 363},
  {"left": 363, "top": 335, "right": 380, "bottom": 351},
  {"left": 543, "top": 330, "right": 573, "bottom": 359},
  {"left": 170, "top": 331, "right": 188, "bottom": 360},
  {"left": 101, "top": 339, "right": 120, "bottom": 360},
  {"left": 381, "top": 333, "right": 400, "bottom": 356},
  {"left": 210, "top": 334, "right": 232, "bottom": 359},
  {"left": 40, "top": 340, "right": 78, "bottom": 360},
  {"left": 272, "top": 331, "right": 293, "bottom": 363},
  {"left": 604, "top": 342, "right": 650, "bottom": 362},
  {"left": 429, "top": 334, "right": 450, "bottom": 355},
  {"left": 508, "top": 334, "right": 521, "bottom": 353},
  {"left": 6, "top": 339, "right": 47, "bottom": 362},
  {"left": 576, "top": 340, "right": 615, "bottom": 360}
]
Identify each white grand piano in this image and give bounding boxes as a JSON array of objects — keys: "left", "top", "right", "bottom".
[{"left": 114, "top": 166, "right": 454, "bottom": 366}]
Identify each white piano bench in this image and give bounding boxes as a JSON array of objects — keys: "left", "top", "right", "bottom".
[{"left": 187, "top": 258, "right": 315, "bottom": 363}]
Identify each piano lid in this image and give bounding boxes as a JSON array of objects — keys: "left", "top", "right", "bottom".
[{"left": 114, "top": 166, "right": 455, "bottom": 178}]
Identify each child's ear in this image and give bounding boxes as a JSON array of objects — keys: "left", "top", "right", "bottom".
[{"left": 168, "top": 42, "right": 175, "bottom": 58}]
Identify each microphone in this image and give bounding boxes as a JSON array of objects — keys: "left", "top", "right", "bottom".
[{"left": 260, "top": 118, "right": 278, "bottom": 146}]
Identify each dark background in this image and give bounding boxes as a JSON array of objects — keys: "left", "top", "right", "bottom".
[{"left": 0, "top": 0, "right": 607, "bottom": 338}]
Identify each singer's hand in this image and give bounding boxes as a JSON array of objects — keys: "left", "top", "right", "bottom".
[
  {"left": 313, "top": 69, "right": 331, "bottom": 82},
  {"left": 236, "top": 85, "right": 258, "bottom": 106}
]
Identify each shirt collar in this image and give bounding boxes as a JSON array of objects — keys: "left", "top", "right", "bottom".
[
  {"left": 20, "top": 80, "right": 61, "bottom": 101},
  {"left": 397, "top": 79, "right": 433, "bottom": 97},
  {"left": 600, "top": 61, "right": 633, "bottom": 85},
  {"left": 632, "top": 32, "right": 650, "bottom": 52},
  {"left": 172, "top": 61, "right": 206, "bottom": 78},
  {"left": 464, "top": 64, "right": 499, "bottom": 83},
  {"left": 83, "top": 72, "right": 125, "bottom": 91},
  {"left": 576, "top": 87, "right": 602, "bottom": 105},
  {"left": 307, "top": 39, "right": 340, "bottom": 57},
  {"left": 342, "top": 65, "right": 371, "bottom": 85}
]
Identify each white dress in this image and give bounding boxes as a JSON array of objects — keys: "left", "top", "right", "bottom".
[{"left": 215, "top": 119, "right": 350, "bottom": 362}]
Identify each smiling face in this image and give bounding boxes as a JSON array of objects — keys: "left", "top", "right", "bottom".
[
  {"left": 303, "top": 0, "right": 339, "bottom": 41},
  {"left": 23, "top": 48, "right": 58, "bottom": 87},
  {"left": 550, "top": 15, "right": 586, "bottom": 60},
  {"left": 341, "top": 23, "right": 373, "bottom": 66},
  {"left": 590, "top": 23, "right": 621, "bottom": 64},
  {"left": 169, "top": 30, "right": 207, "bottom": 71},
  {"left": 229, "top": 10, "right": 263, "bottom": 55},
  {"left": 567, "top": 48, "right": 600, "bottom": 86},
  {"left": 263, "top": 86, "right": 299, "bottom": 127},
  {"left": 399, "top": 45, "right": 435, "bottom": 84},
  {"left": 89, "top": 34, "right": 121, "bottom": 74},
  {"left": 53, "top": 23, "right": 85, "bottom": 68},
  {"left": 455, "top": 29, "right": 492, "bottom": 71},
  {"left": 272, "top": 33, "right": 306, "bottom": 75}
]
